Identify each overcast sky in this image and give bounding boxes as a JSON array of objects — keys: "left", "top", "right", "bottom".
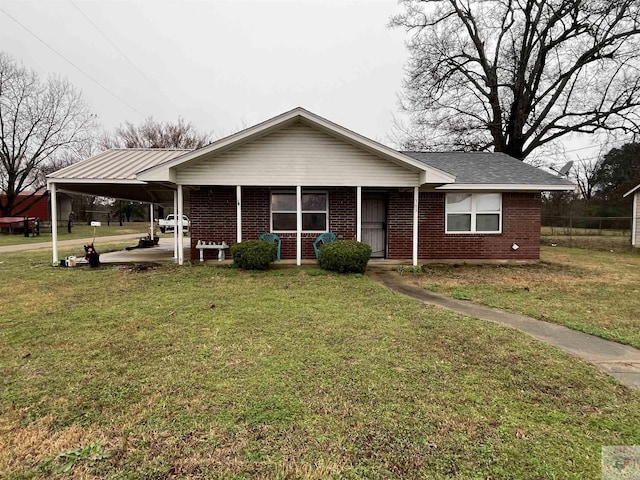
[{"left": 1, "top": 0, "right": 408, "bottom": 145}]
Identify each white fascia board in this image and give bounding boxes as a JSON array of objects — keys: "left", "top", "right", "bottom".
[
  {"left": 136, "top": 107, "right": 457, "bottom": 184},
  {"left": 136, "top": 109, "right": 306, "bottom": 181},
  {"left": 623, "top": 183, "right": 640, "bottom": 198},
  {"left": 47, "top": 178, "right": 147, "bottom": 188},
  {"left": 296, "top": 111, "right": 456, "bottom": 183},
  {"left": 434, "top": 183, "right": 576, "bottom": 191}
]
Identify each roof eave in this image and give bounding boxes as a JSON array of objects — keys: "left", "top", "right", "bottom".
[
  {"left": 435, "top": 183, "right": 577, "bottom": 191},
  {"left": 623, "top": 183, "right": 640, "bottom": 197}
]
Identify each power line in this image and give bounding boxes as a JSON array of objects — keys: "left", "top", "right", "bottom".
[
  {"left": 0, "top": 5, "right": 146, "bottom": 118},
  {"left": 68, "top": 0, "right": 167, "bottom": 101}
]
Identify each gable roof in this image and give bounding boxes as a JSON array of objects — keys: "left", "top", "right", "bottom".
[
  {"left": 137, "top": 107, "right": 456, "bottom": 185},
  {"left": 404, "top": 151, "right": 576, "bottom": 190}
]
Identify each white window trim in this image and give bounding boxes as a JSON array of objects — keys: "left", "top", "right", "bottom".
[
  {"left": 270, "top": 189, "right": 329, "bottom": 233},
  {"left": 445, "top": 193, "right": 502, "bottom": 234}
]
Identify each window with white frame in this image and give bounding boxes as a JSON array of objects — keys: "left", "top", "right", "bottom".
[
  {"left": 446, "top": 193, "right": 502, "bottom": 233},
  {"left": 271, "top": 191, "right": 328, "bottom": 232}
]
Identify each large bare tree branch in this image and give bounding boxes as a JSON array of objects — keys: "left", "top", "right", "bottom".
[{"left": 391, "top": 0, "right": 640, "bottom": 159}]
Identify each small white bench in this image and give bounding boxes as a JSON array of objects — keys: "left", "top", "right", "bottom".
[{"left": 196, "top": 240, "right": 229, "bottom": 262}]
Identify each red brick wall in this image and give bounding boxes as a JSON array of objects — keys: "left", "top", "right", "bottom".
[
  {"left": 190, "top": 188, "right": 541, "bottom": 261},
  {"left": 386, "top": 191, "right": 541, "bottom": 260},
  {"left": 387, "top": 190, "right": 414, "bottom": 259},
  {"left": 189, "top": 187, "right": 237, "bottom": 261},
  {"left": 190, "top": 187, "right": 358, "bottom": 260}
]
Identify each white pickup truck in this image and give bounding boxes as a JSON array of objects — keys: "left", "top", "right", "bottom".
[{"left": 158, "top": 214, "right": 190, "bottom": 233}]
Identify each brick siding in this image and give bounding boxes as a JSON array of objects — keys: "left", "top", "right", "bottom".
[
  {"left": 190, "top": 187, "right": 541, "bottom": 261},
  {"left": 384, "top": 191, "right": 540, "bottom": 260}
]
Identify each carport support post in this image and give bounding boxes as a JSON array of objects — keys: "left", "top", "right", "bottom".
[
  {"left": 236, "top": 185, "right": 242, "bottom": 243},
  {"left": 50, "top": 182, "right": 59, "bottom": 265},
  {"left": 173, "top": 191, "right": 178, "bottom": 260},
  {"left": 296, "top": 185, "right": 302, "bottom": 266},
  {"left": 177, "top": 184, "right": 184, "bottom": 265},
  {"left": 413, "top": 186, "right": 419, "bottom": 267},
  {"left": 356, "top": 186, "right": 362, "bottom": 241},
  {"left": 149, "top": 204, "right": 154, "bottom": 239}
]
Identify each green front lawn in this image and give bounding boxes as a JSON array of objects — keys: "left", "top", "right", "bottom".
[
  {"left": 407, "top": 246, "right": 640, "bottom": 349},
  {"left": 1, "top": 248, "right": 639, "bottom": 478}
]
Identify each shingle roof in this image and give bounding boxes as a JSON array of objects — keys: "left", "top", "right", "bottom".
[
  {"left": 49, "top": 148, "right": 192, "bottom": 181},
  {"left": 403, "top": 151, "right": 574, "bottom": 186}
]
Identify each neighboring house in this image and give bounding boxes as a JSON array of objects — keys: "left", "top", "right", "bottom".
[
  {"left": 47, "top": 108, "right": 574, "bottom": 265},
  {"left": 0, "top": 191, "right": 71, "bottom": 223},
  {"left": 624, "top": 184, "right": 640, "bottom": 247}
]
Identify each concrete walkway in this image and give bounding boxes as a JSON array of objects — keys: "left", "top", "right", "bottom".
[
  {"left": 368, "top": 270, "right": 640, "bottom": 390},
  {"left": 0, "top": 234, "right": 144, "bottom": 253}
]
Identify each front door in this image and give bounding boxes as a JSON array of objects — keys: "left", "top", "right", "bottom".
[{"left": 362, "top": 194, "right": 387, "bottom": 258}]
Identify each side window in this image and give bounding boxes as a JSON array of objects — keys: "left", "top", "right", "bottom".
[{"left": 446, "top": 193, "right": 501, "bottom": 233}]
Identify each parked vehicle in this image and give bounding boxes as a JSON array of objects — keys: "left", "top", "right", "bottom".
[{"left": 158, "top": 214, "right": 190, "bottom": 233}]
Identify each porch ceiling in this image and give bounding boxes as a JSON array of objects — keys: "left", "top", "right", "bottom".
[{"left": 52, "top": 181, "right": 179, "bottom": 205}]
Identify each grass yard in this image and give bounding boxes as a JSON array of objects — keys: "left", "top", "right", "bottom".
[
  {"left": 1, "top": 248, "right": 639, "bottom": 478},
  {"left": 0, "top": 223, "right": 150, "bottom": 247},
  {"left": 406, "top": 246, "right": 640, "bottom": 349},
  {"left": 540, "top": 226, "right": 634, "bottom": 252}
]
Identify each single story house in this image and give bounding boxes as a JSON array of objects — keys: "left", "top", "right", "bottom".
[
  {"left": 47, "top": 107, "right": 575, "bottom": 265},
  {"left": 624, "top": 183, "right": 640, "bottom": 247}
]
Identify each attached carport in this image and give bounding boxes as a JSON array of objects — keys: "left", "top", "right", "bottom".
[{"left": 46, "top": 148, "right": 193, "bottom": 266}]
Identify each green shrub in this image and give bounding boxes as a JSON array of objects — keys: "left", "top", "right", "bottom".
[
  {"left": 231, "top": 240, "right": 277, "bottom": 270},
  {"left": 318, "top": 240, "right": 372, "bottom": 273}
]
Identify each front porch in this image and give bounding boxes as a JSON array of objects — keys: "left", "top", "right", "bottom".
[{"left": 96, "top": 238, "right": 414, "bottom": 270}]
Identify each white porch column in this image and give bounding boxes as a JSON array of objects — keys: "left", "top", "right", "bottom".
[
  {"left": 50, "top": 182, "right": 59, "bottom": 265},
  {"left": 236, "top": 185, "right": 242, "bottom": 243},
  {"left": 413, "top": 186, "right": 419, "bottom": 266},
  {"left": 149, "top": 203, "right": 154, "bottom": 238},
  {"left": 296, "top": 185, "right": 302, "bottom": 266},
  {"left": 173, "top": 190, "right": 179, "bottom": 260},
  {"left": 177, "top": 184, "right": 184, "bottom": 265},
  {"left": 356, "top": 186, "right": 362, "bottom": 241}
]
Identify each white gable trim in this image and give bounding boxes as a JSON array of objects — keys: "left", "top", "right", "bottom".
[
  {"left": 137, "top": 107, "right": 456, "bottom": 185},
  {"left": 624, "top": 183, "right": 640, "bottom": 198}
]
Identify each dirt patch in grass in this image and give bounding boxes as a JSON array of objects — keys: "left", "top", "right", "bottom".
[{"left": 0, "top": 414, "right": 114, "bottom": 477}]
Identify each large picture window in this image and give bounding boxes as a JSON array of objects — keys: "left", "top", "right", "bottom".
[
  {"left": 271, "top": 191, "right": 328, "bottom": 232},
  {"left": 446, "top": 193, "right": 501, "bottom": 233}
]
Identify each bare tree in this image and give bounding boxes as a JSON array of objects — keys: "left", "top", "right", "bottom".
[
  {"left": 0, "top": 52, "right": 96, "bottom": 217},
  {"left": 572, "top": 157, "right": 601, "bottom": 201},
  {"left": 391, "top": 0, "right": 640, "bottom": 159},
  {"left": 102, "top": 117, "right": 212, "bottom": 149}
]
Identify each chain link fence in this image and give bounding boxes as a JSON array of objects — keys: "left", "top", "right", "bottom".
[{"left": 541, "top": 216, "right": 637, "bottom": 251}]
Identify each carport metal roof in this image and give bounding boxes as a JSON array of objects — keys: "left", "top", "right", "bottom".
[{"left": 46, "top": 148, "right": 192, "bottom": 203}]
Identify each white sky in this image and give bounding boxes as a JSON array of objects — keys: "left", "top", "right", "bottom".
[{"left": 1, "top": 0, "right": 408, "bottom": 145}]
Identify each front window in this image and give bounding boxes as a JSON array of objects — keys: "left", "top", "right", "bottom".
[
  {"left": 446, "top": 193, "right": 501, "bottom": 233},
  {"left": 271, "top": 191, "right": 328, "bottom": 232}
]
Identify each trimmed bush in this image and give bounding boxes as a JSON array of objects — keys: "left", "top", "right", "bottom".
[
  {"left": 317, "top": 240, "right": 372, "bottom": 274},
  {"left": 231, "top": 240, "right": 277, "bottom": 270}
]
